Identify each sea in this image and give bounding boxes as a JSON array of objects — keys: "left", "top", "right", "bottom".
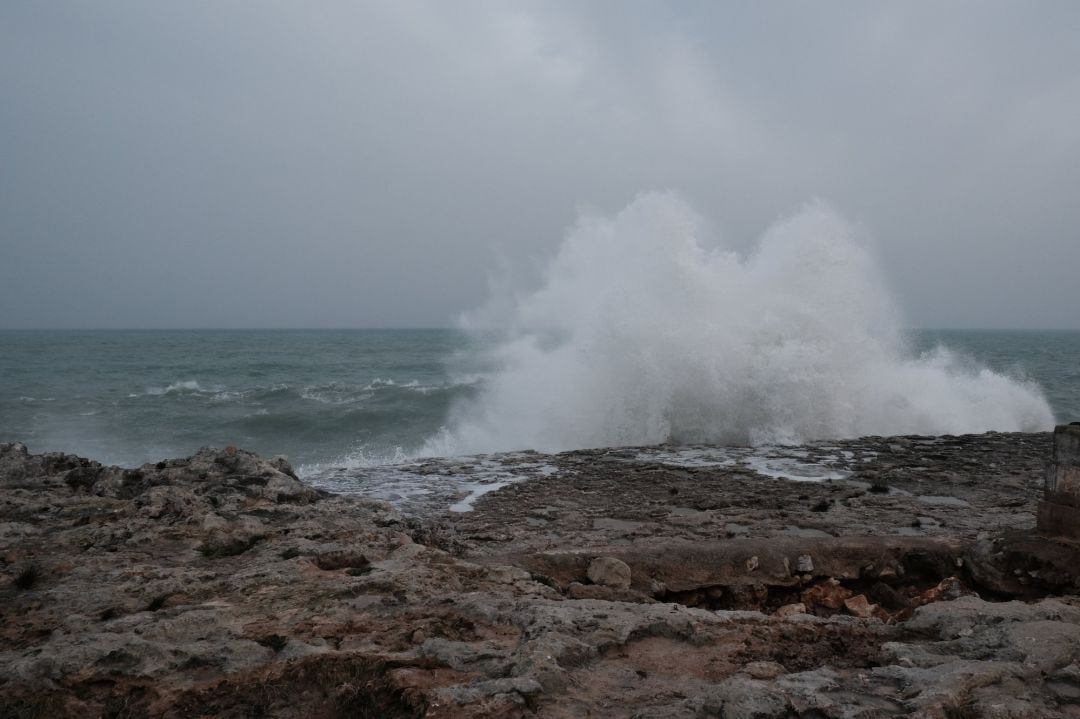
[
  {"left": 6, "top": 196, "right": 1078, "bottom": 511},
  {"left": 0, "top": 329, "right": 478, "bottom": 472},
  {"left": 1, "top": 328, "right": 1078, "bottom": 514}
]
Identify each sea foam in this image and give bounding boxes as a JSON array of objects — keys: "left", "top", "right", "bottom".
[{"left": 432, "top": 192, "right": 1054, "bottom": 454}]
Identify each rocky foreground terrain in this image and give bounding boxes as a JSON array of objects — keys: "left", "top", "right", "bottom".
[{"left": 2, "top": 433, "right": 1080, "bottom": 718}]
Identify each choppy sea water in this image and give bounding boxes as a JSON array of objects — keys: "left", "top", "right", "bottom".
[
  {"left": 1, "top": 328, "right": 1077, "bottom": 513},
  {"left": 0, "top": 329, "right": 477, "bottom": 470}
]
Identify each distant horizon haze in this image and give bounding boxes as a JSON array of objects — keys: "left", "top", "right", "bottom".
[{"left": 3, "top": 326, "right": 1080, "bottom": 333}]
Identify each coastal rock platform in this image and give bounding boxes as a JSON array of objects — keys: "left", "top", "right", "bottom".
[{"left": 2, "top": 433, "right": 1080, "bottom": 718}]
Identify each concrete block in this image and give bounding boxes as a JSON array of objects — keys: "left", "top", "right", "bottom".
[
  {"left": 1046, "top": 425, "right": 1080, "bottom": 495},
  {"left": 1039, "top": 424, "right": 1080, "bottom": 537},
  {"left": 1038, "top": 501, "right": 1080, "bottom": 540}
]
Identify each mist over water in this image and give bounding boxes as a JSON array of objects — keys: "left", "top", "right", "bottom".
[{"left": 434, "top": 193, "right": 1054, "bottom": 454}]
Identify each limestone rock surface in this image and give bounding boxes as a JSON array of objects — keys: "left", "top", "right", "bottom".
[{"left": 2, "top": 434, "right": 1080, "bottom": 718}]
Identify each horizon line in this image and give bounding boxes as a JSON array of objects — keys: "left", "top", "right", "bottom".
[{"left": 2, "top": 326, "right": 1079, "bottom": 333}]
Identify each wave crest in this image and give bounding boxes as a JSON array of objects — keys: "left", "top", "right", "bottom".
[{"left": 435, "top": 193, "right": 1054, "bottom": 453}]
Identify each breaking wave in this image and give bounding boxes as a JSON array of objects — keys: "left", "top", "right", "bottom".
[
  {"left": 145, "top": 380, "right": 203, "bottom": 396},
  {"left": 433, "top": 192, "right": 1054, "bottom": 454}
]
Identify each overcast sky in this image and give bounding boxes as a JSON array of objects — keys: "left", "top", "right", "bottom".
[{"left": 2, "top": 1, "right": 1078, "bottom": 329}]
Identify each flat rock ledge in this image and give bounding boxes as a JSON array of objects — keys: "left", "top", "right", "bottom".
[{"left": 2, "top": 434, "right": 1080, "bottom": 718}]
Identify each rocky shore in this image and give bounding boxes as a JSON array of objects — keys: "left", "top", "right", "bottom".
[{"left": 2, "top": 432, "right": 1080, "bottom": 718}]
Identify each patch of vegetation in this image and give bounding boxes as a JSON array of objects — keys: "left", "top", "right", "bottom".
[
  {"left": 944, "top": 695, "right": 980, "bottom": 719},
  {"left": 0, "top": 694, "right": 65, "bottom": 719},
  {"left": 13, "top": 563, "right": 40, "bottom": 591},
  {"left": 245, "top": 508, "right": 293, "bottom": 522},
  {"left": 101, "top": 685, "right": 150, "bottom": 719},
  {"left": 147, "top": 593, "right": 171, "bottom": 611},
  {"left": 256, "top": 634, "right": 289, "bottom": 653},
  {"left": 314, "top": 551, "right": 370, "bottom": 571},
  {"left": 199, "top": 535, "right": 262, "bottom": 559},
  {"left": 167, "top": 655, "right": 423, "bottom": 719},
  {"left": 531, "top": 572, "right": 559, "bottom": 590},
  {"left": 180, "top": 654, "right": 225, "bottom": 670},
  {"left": 403, "top": 518, "right": 466, "bottom": 555}
]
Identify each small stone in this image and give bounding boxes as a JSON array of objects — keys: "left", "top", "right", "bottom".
[
  {"left": 565, "top": 582, "right": 591, "bottom": 599},
  {"left": 801, "top": 579, "right": 853, "bottom": 611},
  {"left": 775, "top": 603, "right": 807, "bottom": 619},
  {"left": 269, "top": 455, "right": 297, "bottom": 478},
  {"left": 487, "top": 565, "right": 531, "bottom": 584},
  {"left": 743, "top": 661, "right": 785, "bottom": 679},
  {"left": 871, "top": 605, "right": 893, "bottom": 622},
  {"left": 869, "top": 582, "right": 908, "bottom": 611},
  {"left": 796, "top": 554, "right": 814, "bottom": 573},
  {"left": 935, "top": 576, "right": 965, "bottom": 601},
  {"left": 843, "top": 594, "right": 875, "bottom": 618},
  {"left": 745, "top": 556, "right": 759, "bottom": 572},
  {"left": 587, "top": 556, "right": 632, "bottom": 589}
]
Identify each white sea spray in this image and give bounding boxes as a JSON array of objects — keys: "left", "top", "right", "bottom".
[{"left": 432, "top": 192, "right": 1054, "bottom": 454}]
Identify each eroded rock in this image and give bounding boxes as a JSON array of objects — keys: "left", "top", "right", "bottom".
[{"left": 2, "top": 434, "right": 1080, "bottom": 718}]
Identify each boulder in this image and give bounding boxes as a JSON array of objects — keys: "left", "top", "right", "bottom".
[{"left": 587, "top": 555, "right": 632, "bottom": 589}]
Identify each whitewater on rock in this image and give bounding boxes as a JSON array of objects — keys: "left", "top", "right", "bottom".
[{"left": 431, "top": 193, "right": 1054, "bottom": 456}]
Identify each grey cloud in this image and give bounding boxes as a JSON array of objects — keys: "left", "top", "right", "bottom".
[{"left": 1, "top": 0, "right": 1078, "bottom": 329}]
